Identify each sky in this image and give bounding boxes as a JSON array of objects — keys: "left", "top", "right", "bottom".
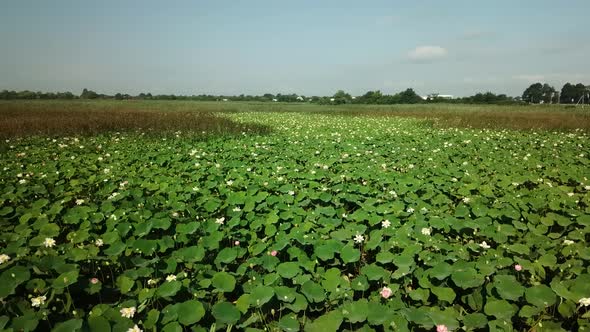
[{"left": 1, "top": 0, "right": 589, "bottom": 97}]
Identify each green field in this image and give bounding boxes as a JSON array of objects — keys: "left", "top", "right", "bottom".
[{"left": 1, "top": 101, "right": 590, "bottom": 331}]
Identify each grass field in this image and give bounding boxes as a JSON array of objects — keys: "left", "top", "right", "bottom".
[
  {"left": 2, "top": 100, "right": 590, "bottom": 139},
  {"left": 1, "top": 100, "right": 590, "bottom": 331}
]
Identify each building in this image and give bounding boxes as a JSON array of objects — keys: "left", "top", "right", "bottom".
[{"left": 424, "top": 93, "right": 454, "bottom": 100}]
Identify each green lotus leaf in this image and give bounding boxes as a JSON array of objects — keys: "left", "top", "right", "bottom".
[
  {"left": 431, "top": 286, "right": 456, "bottom": 302},
  {"left": 0, "top": 266, "right": 30, "bottom": 297},
  {"left": 463, "top": 313, "right": 488, "bottom": 329},
  {"left": 278, "top": 314, "right": 300, "bottom": 332},
  {"left": 301, "top": 281, "right": 325, "bottom": 303},
  {"left": 484, "top": 299, "right": 516, "bottom": 320},
  {"left": 212, "top": 302, "right": 241, "bottom": 325},
  {"left": 494, "top": 275, "right": 525, "bottom": 301},
  {"left": 277, "top": 262, "right": 301, "bottom": 278},
  {"left": 525, "top": 285, "right": 557, "bottom": 308},
  {"left": 340, "top": 244, "right": 360, "bottom": 263},
  {"left": 157, "top": 281, "right": 181, "bottom": 298},
  {"left": 52, "top": 319, "right": 83, "bottom": 332},
  {"left": 305, "top": 310, "right": 342, "bottom": 332},
  {"left": 250, "top": 285, "right": 275, "bottom": 306},
  {"left": 451, "top": 267, "right": 484, "bottom": 289},
  {"left": 212, "top": 271, "right": 236, "bottom": 292}
]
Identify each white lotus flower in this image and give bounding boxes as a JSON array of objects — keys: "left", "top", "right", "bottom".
[
  {"left": 44, "top": 238, "right": 56, "bottom": 248},
  {"left": 479, "top": 241, "right": 491, "bottom": 249},
  {"left": 421, "top": 227, "right": 432, "bottom": 236},
  {"left": 95, "top": 239, "right": 104, "bottom": 247},
  {"left": 166, "top": 275, "right": 176, "bottom": 282},
  {"left": 127, "top": 325, "right": 143, "bottom": 332},
  {"left": 382, "top": 220, "right": 391, "bottom": 229},
  {"left": 354, "top": 234, "right": 365, "bottom": 243},
  {"left": 0, "top": 254, "right": 10, "bottom": 265},
  {"left": 579, "top": 298, "right": 590, "bottom": 306},
  {"left": 563, "top": 239, "right": 574, "bottom": 245},
  {"left": 215, "top": 217, "right": 225, "bottom": 225},
  {"left": 120, "top": 306, "right": 136, "bottom": 318},
  {"left": 31, "top": 295, "right": 46, "bottom": 307}
]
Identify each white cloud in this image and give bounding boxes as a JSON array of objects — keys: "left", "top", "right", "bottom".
[
  {"left": 407, "top": 46, "right": 448, "bottom": 62},
  {"left": 512, "top": 74, "right": 545, "bottom": 83}
]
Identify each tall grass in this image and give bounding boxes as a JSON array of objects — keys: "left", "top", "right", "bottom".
[
  {"left": 0, "top": 101, "right": 270, "bottom": 139},
  {"left": 1, "top": 100, "right": 589, "bottom": 138}
]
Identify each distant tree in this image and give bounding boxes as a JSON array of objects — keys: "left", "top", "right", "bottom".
[
  {"left": 397, "top": 88, "right": 423, "bottom": 104},
  {"left": 332, "top": 90, "right": 352, "bottom": 104},
  {"left": 58, "top": 92, "right": 75, "bottom": 99},
  {"left": 0, "top": 90, "right": 13, "bottom": 99},
  {"left": 541, "top": 84, "right": 556, "bottom": 103},
  {"left": 80, "top": 88, "right": 99, "bottom": 99},
  {"left": 17, "top": 90, "right": 38, "bottom": 99},
  {"left": 261, "top": 93, "right": 275, "bottom": 101},
  {"left": 574, "top": 83, "right": 589, "bottom": 104},
  {"left": 559, "top": 83, "right": 588, "bottom": 104},
  {"left": 356, "top": 90, "right": 383, "bottom": 104},
  {"left": 138, "top": 92, "right": 153, "bottom": 100},
  {"left": 522, "top": 83, "right": 543, "bottom": 103}
]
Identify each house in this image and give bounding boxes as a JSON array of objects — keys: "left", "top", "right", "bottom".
[{"left": 425, "top": 93, "right": 454, "bottom": 100}]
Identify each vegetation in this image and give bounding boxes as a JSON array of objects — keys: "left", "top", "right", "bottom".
[
  {"left": 0, "top": 102, "right": 270, "bottom": 140},
  {"left": 1, "top": 102, "right": 590, "bottom": 331},
  {"left": 1, "top": 108, "right": 589, "bottom": 331},
  {"left": 522, "top": 82, "right": 590, "bottom": 104},
  {"left": 2, "top": 81, "right": 588, "bottom": 106},
  {"left": 2, "top": 101, "right": 590, "bottom": 139}
]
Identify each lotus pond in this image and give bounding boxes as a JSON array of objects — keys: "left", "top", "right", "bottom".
[{"left": 1, "top": 112, "right": 589, "bottom": 331}]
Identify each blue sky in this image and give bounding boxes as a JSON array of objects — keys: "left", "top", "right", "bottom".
[{"left": 1, "top": 0, "right": 589, "bottom": 97}]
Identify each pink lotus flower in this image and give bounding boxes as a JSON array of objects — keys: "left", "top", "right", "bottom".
[
  {"left": 437, "top": 325, "right": 449, "bottom": 332},
  {"left": 380, "top": 286, "right": 393, "bottom": 299},
  {"left": 514, "top": 264, "right": 522, "bottom": 271},
  {"left": 90, "top": 278, "right": 99, "bottom": 284},
  {"left": 270, "top": 250, "right": 278, "bottom": 257}
]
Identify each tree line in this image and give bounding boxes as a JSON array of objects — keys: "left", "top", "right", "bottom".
[
  {"left": 0, "top": 88, "right": 516, "bottom": 104},
  {"left": 324, "top": 89, "right": 519, "bottom": 105},
  {"left": 522, "top": 82, "right": 590, "bottom": 104},
  {"left": 1, "top": 83, "right": 588, "bottom": 105}
]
